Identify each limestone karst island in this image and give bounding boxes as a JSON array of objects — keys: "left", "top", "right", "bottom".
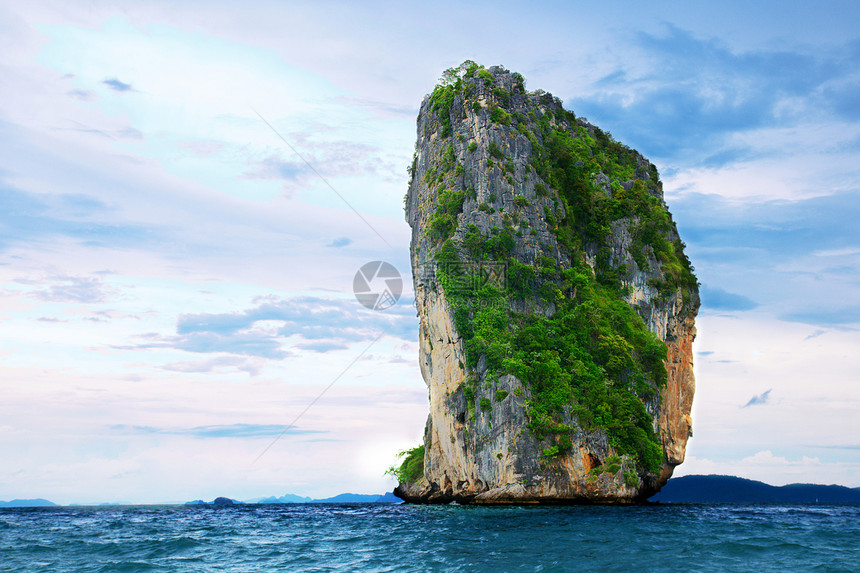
[{"left": 391, "top": 62, "right": 699, "bottom": 504}]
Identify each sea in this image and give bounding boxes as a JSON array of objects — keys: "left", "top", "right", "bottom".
[{"left": 1, "top": 503, "right": 858, "bottom": 572}]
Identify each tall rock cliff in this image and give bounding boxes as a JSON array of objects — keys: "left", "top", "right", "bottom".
[{"left": 394, "top": 62, "right": 699, "bottom": 504}]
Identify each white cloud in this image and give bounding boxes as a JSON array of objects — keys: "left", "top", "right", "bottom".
[
  {"left": 682, "top": 314, "right": 860, "bottom": 486},
  {"left": 664, "top": 156, "right": 844, "bottom": 204},
  {"left": 0, "top": 373, "right": 427, "bottom": 503}
]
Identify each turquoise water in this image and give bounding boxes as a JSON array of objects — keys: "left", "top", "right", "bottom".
[{"left": 1, "top": 503, "right": 858, "bottom": 571}]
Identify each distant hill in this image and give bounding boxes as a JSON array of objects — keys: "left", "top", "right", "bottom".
[
  {"left": 0, "top": 498, "right": 57, "bottom": 508},
  {"left": 650, "top": 475, "right": 860, "bottom": 504},
  {"left": 184, "top": 497, "right": 241, "bottom": 506},
  {"left": 251, "top": 494, "right": 314, "bottom": 504},
  {"left": 312, "top": 493, "right": 384, "bottom": 503},
  {"left": 246, "top": 492, "right": 402, "bottom": 504}
]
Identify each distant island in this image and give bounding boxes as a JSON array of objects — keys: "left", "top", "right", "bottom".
[
  {"left": 0, "top": 498, "right": 58, "bottom": 508},
  {"left": 184, "top": 493, "right": 400, "bottom": 505},
  {"left": 649, "top": 475, "right": 860, "bottom": 504},
  {"left": 1, "top": 493, "right": 400, "bottom": 508},
  {"left": 185, "top": 497, "right": 241, "bottom": 506},
  {"left": 246, "top": 492, "right": 401, "bottom": 504}
]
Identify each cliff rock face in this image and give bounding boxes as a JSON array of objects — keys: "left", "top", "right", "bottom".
[{"left": 394, "top": 63, "right": 699, "bottom": 504}]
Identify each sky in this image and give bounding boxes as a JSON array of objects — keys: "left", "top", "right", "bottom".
[{"left": 1, "top": 0, "right": 859, "bottom": 504}]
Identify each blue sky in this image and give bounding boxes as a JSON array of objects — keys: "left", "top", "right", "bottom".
[{"left": 1, "top": 0, "right": 859, "bottom": 503}]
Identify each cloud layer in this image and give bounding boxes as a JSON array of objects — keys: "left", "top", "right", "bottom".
[{"left": 0, "top": 1, "right": 858, "bottom": 503}]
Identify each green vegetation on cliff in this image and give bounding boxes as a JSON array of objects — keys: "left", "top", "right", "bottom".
[
  {"left": 439, "top": 252, "right": 665, "bottom": 472},
  {"left": 425, "top": 62, "right": 696, "bottom": 300},
  {"left": 534, "top": 121, "right": 697, "bottom": 304},
  {"left": 386, "top": 445, "right": 425, "bottom": 484}
]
